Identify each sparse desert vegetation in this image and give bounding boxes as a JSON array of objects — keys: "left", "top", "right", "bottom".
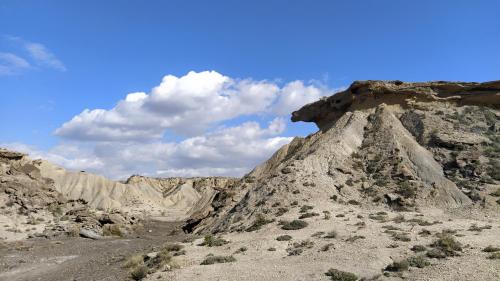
[
  {"left": 201, "top": 255, "right": 237, "bottom": 265},
  {"left": 325, "top": 268, "right": 358, "bottom": 281},
  {"left": 198, "top": 235, "right": 229, "bottom": 247}
]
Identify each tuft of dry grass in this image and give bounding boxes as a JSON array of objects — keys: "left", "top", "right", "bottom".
[
  {"left": 102, "top": 224, "right": 123, "bottom": 237},
  {"left": 321, "top": 243, "right": 335, "bottom": 251},
  {"left": 324, "top": 230, "right": 338, "bottom": 239},
  {"left": 130, "top": 265, "right": 148, "bottom": 280},
  {"left": 286, "top": 240, "right": 314, "bottom": 256},
  {"left": 345, "top": 235, "right": 365, "bottom": 242},
  {"left": 124, "top": 254, "right": 144, "bottom": 269},
  {"left": 163, "top": 243, "right": 184, "bottom": 252},
  {"left": 234, "top": 247, "right": 248, "bottom": 254}
]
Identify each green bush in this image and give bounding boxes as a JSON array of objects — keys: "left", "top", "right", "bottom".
[
  {"left": 275, "top": 207, "right": 289, "bottom": 216},
  {"left": 199, "top": 235, "right": 229, "bottom": 247},
  {"left": 347, "top": 199, "right": 360, "bottom": 205},
  {"left": 369, "top": 212, "right": 388, "bottom": 222},
  {"left": 427, "top": 234, "right": 462, "bottom": 258},
  {"left": 201, "top": 255, "right": 236, "bottom": 265},
  {"left": 397, "top": 181, "right": 417, "bottom": 198},
  {"left": 407, "top": 255, "right": 430, "bottom": 268},
  {"left": 385, "top": 260, "right": 409, "bottom": 272},
  {"left": 468, "top": 224, "right": 492, "bottom": 232},
  {"left": 432, "top": 235, "right": 462, "bottom": 253},
  {"left": 299, "top": 205, "right": 314, "bottom": 213},
  {"left": 298, "top": 212, "right": 319, "bottom": 219},
  {"left": 234, "top": 247, "right": 247, "bottom": 254},
  {"left": 391, "top": 232, "right": 411, "bottom": 242},
  {"left": 325, "top": 268, "right": 358, "bottom": 281},
  {"left": 426, "top": 249, "right": 447, "bottom": 259},
  {"left": 281, "top": 220, "right": 308, "bottom": 230},
  {"left": 483, "top": 246, "right": 500, "bottom": 252},
  {"left": 276, "top": 234, "right": 292, "bottom": 241},
  {"left": 246, "top": 214, "right": 274, "bottom": 232},
  {"left": 286, "top": 240, "right": 314, "bottom": 256},
  {"left": 311, "top": 231, "right": 325, "bottom": 238},
  {"left": 411, "top": 245, "right": 427, "bottom": 252}
]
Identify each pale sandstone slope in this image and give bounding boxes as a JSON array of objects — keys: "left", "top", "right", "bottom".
[
  {"left": 35, "top": 160, "right": 236, "bottom": 220},
  {"left": 0, "top": 148, "right": 236, "bottom": 241}
]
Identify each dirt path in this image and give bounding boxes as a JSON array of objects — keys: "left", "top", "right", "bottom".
[{"left": 0, "top": 220, "right": 187, "bottom": 281}]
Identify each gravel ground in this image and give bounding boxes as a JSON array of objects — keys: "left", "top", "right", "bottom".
[{"left": 0, "top": 220, "right": 187, "bottom": 281}]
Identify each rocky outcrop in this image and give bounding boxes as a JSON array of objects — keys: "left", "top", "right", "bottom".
[
  {"left": 0, "top": 149, "right": 105, "bottom": 241},
  {"left": 0, "top": 148, "right": 237, "bottom": 240},
  {"left": 192, "top": 80, "right": 500, "bottom": 234},
  {"left": 292, "top": 80, "right": 500, "bottom": 130}
]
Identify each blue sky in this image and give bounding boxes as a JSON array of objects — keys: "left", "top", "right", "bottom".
[{"left": 0, "top": 0, "right": 499, "bottom": 179}]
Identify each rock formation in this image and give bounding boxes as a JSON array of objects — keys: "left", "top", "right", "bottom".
[
  {"left": 191, "top": 80, "right": 500, "bottom": 233},
  {"left": 0, "top": 148, "right": 236, "bottom": 241}
]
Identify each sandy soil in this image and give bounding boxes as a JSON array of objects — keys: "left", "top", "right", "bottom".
[
  {"left": 0, "top": 205, "right": 498, "bottom": 281},
  {"left": 148, "top": 205, "right": 499, "bottom": 281}
]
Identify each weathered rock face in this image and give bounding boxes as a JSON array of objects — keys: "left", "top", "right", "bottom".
[
  {"left": 292, "top": 80, "right": 500, "bottom": 130},
  {"left": 192, "top": 80, "right": 500, "bottom": 234},
  {"left": 124, "top": 175, "right": 238, "bottom": 222},
  {"left": 0, "top": 149, "right": 100, "bottom": 241},
  {"left": 0, "top": 148, "right": 237, "bottom": 240}
]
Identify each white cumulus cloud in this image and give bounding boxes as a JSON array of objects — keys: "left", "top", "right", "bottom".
[
  {"left": 55, "top": 70, "right": 333, "bottom": 142},
  {"left": 3, "top": 118, "right": 292, "bottom": 179},
  {"left": 5, "top": 70, "right": 345, "bottom": 179}
]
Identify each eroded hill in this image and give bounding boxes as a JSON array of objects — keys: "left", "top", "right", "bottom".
[
  {"left": 0, "top": 149, "right": 236, "bottom": 241},
  {"left": 191, "top": 80, "right": 500, "bottom": 233}
]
